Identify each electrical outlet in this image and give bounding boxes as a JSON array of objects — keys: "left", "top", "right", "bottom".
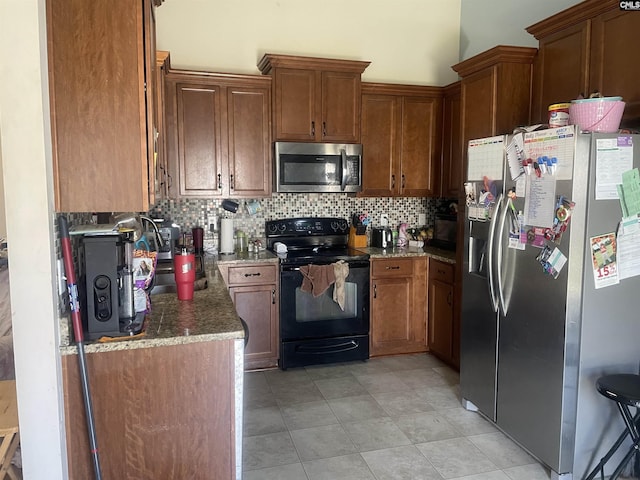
[
  {"left": 418, "top": 213, "right": 427, "bottom": 226},
  {"left": 380, "top": 214, "right": 389, "bottom": 227}
]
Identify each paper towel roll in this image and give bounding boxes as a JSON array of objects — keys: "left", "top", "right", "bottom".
[{"left": 220, "top": 218, "right": 235, "bottom": 254}]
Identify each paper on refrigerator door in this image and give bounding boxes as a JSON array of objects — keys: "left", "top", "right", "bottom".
[
  {"left": 617, "top": 216, "right": 640, "bottom": 280},
  {"left": 523, "top": 126, "right": 575, "bottom": 180},
  {"left": 524, "top": 176, "right": 556, "bottom": 228},
  {"left": 595, "top": 137, "right": 633, "bottom": 200},
  {"left": 506, "top": 133, "right": 525, "bottom": 181},
  {"left": 467, "top": 136, "right": 505, "bottom": 181}
]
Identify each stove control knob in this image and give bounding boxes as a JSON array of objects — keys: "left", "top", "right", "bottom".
[
  {"left": 278, "top": 223, "right": 287, "bottom": 232},
  {"left": 267, "top": 224, "right": 278, "bottom": 234},
  {"left": 338, "top": 220, "right": 348, "bottom": 232},
  {"left": 330, "top": 221, "right": 338, "bottom": 231}
]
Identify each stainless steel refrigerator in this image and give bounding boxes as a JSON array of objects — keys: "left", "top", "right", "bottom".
[{"left": 460, "top": 127, "right": 640, "bottom": 479}]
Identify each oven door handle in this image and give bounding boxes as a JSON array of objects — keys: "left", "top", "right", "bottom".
[
  {"left": 296, "top": 340, "right": 359, "bottom": 354},
  {"left": 281, "top": 261, "right": 370, "bottom": 272}
]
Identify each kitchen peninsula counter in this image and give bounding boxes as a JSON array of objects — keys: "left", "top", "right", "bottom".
[
  {"left": 359, "top": 245, "right": 456, "bottom": 263},
  {"left": 59, "top": 256, "right": 277, "bottom": 355},
  {"left": 60, "top": 254, "right": 255, "bottom": 479}
]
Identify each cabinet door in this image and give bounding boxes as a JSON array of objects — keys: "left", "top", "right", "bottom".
[
  {"left": 590, "top": 10, "right": 640, "bottom": 125},
  {"left": 321, "top": 71, "right": 361, "bottom": 142},
  {"left": 175, "top": 83, "right": 224, "bottom": 197},
  {"left": 48, "top": 0, "right": 151, "bottom": 212},
  {"left": 273, "top": 68, "right": 316, "bottom": 141},
  {"left": 461, "top": 68, "right": 497, "bottom": 148},
  {"left": 227, "top": 86, "right": 272, "bottom": 197},
  {"left": 155, "top": 51, "right": 170, "bottom": 199},
  {"left": 428, "top": 279, "right": 454, "bottom": 361},
  {"left": 441, "top": 83, "right": 463, "bottom": 198},
  {"left": 63, "top": 342, "right": 236, "bottom": 479},
  {"left": 360, "top": 95, "right": 399, "bottom": 196},
  {"left": 371, "top": 276, "right": 413, "bottom": 356},
  {"left": 400, "top": 96, "right": 439, "bottom": 197},
  {"left": 530, "top": 22, "right": 590, "bottom": 124},
  {"left": 229, "top": 284, "right": 278, "bottom": 369}
]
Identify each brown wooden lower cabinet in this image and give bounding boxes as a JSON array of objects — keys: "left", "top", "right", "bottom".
[
  {"left": 218, "top": 262, "right": 279, "bottom": 370},
  {"left": 427, "top": 258, "right": 458, "bottom": 368},
  {"left": 62, "top": 340, "right": 238, "bottom": 479},
  {"left": 370, "top": 257, "right": 427, "bottom": 356}
]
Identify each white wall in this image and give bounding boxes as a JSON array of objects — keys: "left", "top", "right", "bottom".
[
  {"left": 156, "top": 0, "right": 462, "bottom": 86},
  {"left": 459, "top": 0, "right": 582, "bottom": 60},
  {"left": 0, "top": 0, "right": 67, "bottom": 478},
  {"left": 0, "top": 143, "right": 6, "bottom": 241}
]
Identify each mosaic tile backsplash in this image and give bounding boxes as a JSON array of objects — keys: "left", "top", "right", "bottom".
[{"left": 148, "top": 194, "right": 457, "bottom": 252}]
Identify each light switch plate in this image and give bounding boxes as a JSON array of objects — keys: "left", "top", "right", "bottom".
[{"left": 418, "top": 213, "right": 427, "bottom": 226}]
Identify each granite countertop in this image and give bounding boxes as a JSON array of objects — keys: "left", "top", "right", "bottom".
[
  {"left": 61, "top": 260, "right": 246, "bottom": 355},
  {"left": 359, "top": 245, "right": 457, "bottom": 264},
  {"left": 215, "top": 249, "right": 279, "bottom": 265}
]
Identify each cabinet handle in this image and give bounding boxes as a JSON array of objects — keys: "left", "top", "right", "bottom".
[
  {"left": 385, "top": 266, "right": 400, "bottom": 270},
  {"left": 322, "top": 121, "right": 326, "bottom": 137},
  {"left": 311, "top": 121, "right": 315, "bottom": 136},
  {"left": 230, "top": 174, "right": 235, "bottom": 190},
  {"left": 244, "top": 272, "right": 261, "bottom": 277},
  {"left": 402, "top": 174, "right": 406, "bottom": 189},
  {"left": 447, "top": 291, "right": 452, "bottom": 306},
  {"left": 217, "top": 173, "right": 222, "bottom": 190},
  {"left": 373, "top": 284, "right": 377, "bottom": 299},
  {"left": 272, "top": 289, "right": 276, "bottom": 305},
  {"left": 391, "top": 174, "right": 395, "bottom": 188},
  {"left": 167, "top": 173, "right": 172, "bottom": 190}
]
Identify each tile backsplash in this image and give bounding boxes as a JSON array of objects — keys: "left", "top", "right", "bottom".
[{"left": 149, "top": 194, "right": 457, "bottom": 249}]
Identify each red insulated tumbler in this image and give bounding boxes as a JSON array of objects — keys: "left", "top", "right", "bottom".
[{"left": 174, "top": 250, "right": 196, "bottom": 300}]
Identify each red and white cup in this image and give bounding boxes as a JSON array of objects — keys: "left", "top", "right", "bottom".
[{"left": 174, "top": 251, "right": 196, "bottom": 300}]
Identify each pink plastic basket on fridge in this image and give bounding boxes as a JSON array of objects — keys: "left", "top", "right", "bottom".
[{"left": 569, "top": 97, "right": 625, "bottom": 133}]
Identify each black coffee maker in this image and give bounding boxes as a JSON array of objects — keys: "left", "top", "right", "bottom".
[{"left": 79, "top": 233, "right": 135, "bottom": 340}]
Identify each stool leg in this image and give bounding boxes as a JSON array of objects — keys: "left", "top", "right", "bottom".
[
  {"left": 583, "top": 409, "right": 640, "bottom": 480},
  {"left": 609, "top": 404, "right": 640, "bottom": 480}
]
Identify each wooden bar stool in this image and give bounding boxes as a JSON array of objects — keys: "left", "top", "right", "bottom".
[
  {"left": 0, "top": 380, "right": 20, "bottom": 480},
  {"left": 584, "top": 374, "right": 640, "bottom": 480}
]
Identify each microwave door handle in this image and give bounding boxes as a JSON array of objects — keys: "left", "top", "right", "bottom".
[{"left": 340, "top": 149, "right": 348, "bottom": 191}]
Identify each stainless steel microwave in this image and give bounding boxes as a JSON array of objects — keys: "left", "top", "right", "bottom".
[{"left": 274, "top": 142, "right": 362, "bottom": 193}]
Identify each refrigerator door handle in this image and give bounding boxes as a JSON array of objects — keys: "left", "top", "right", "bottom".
[
  {"left": 487, "top": 193, "right": 502, "bottom": 312},
  {"left": 496, "top": 196, "right": 510, "bottom": 316}
]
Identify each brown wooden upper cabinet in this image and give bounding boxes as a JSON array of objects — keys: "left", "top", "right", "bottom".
[
  {"left": 360, "top": 83, "right": 442, "bottom": 197},
  {"left": 258, "top": 54, "right": 370, "bottom": 143},
  {"left": 441, "top": 81, "right": 463, "bottom": 199},
  {"left": 527, "top": 0, "right": 640, "bottom": 127},
  {"left": 47, "top": 0, "right": 163, "bottom": 212},
  {"left": 154, "top": 51, "right": 171, "bottom": 201},
  {"left": 164, "top": 71, "right": 272, "bottom": 198},
  {"left": 452, "top": 46, "right": 536, "bottom": 170}
]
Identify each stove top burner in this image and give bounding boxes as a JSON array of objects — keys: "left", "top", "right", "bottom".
[
  {"left": 278, "top": 246, "right": 369, "bottom": 265},
  {"left": 266, "top": 217, "right": 369, "bottom": 265}
]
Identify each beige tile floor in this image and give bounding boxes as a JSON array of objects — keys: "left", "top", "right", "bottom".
[{"left": 242, "top": 353, "right": 554, "bottom": 480}]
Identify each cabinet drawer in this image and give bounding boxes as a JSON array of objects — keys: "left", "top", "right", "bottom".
[
  {"left": 227, "top": 264, "right": 277, "bottom": 286},
  {"left": 429, "top": 260, "right": 454, "bottom": 283},
  {"left": 371, "top": 258, "right": 414, "bottom": 277}
]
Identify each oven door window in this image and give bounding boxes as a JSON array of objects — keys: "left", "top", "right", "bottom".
[
  {"left": 295, "top": 283, "right": 357, "bottom": 321},
  {"left": 280, "top": 264, "right": 369, "bottom": 340}
]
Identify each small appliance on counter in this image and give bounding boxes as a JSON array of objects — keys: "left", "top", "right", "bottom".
[
  {"left": 157, "top": 220, "right": 181, "bottom": 262},
  {"left": 370, "top": 227, "right": 393, "bottom": 248},
  {"left": 79, "top": 232, "right": 145, "bottom": 340}
]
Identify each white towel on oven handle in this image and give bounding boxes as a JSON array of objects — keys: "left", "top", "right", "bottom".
[{"left": 332, "top": 260, "right": 349, "bottom": 311}]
